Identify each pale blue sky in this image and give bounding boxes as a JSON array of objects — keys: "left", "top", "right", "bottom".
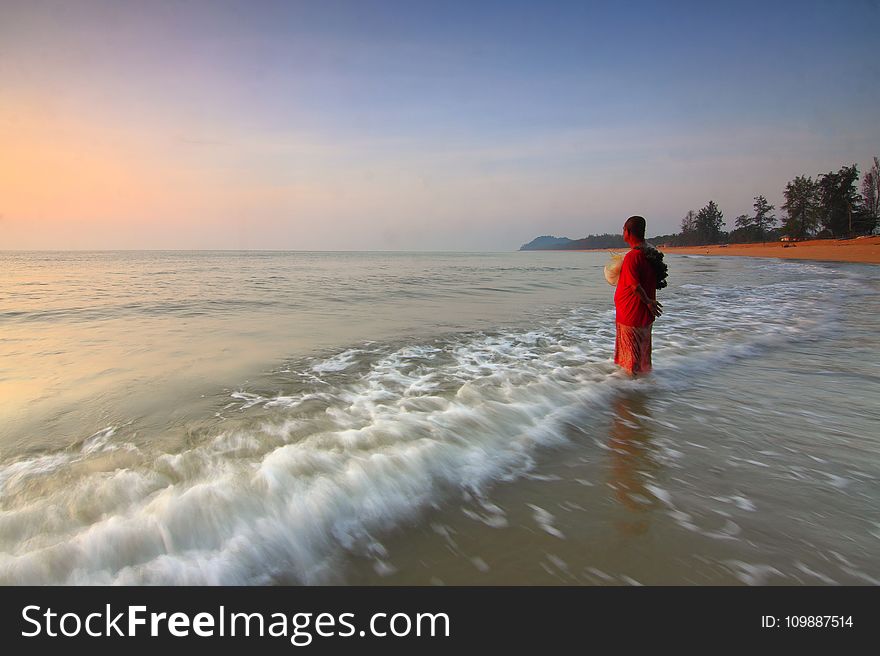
[{"left": 1, "top": 0, "right": 878, "bottom": 249}]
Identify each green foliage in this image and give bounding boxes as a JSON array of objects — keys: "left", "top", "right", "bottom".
[
  {"left": 751, "top": 195, "right": 776, "bottom": 241},
  {"left": 782, "top": 175, "right": 820, "bottom": 239},
  {"left": 694, "top": 200, "right": 725, "bottom": 245},
  {"left": 818, "top": 165, "right": 864, "bottom": 236},
  {"left": 655, "top": 203, "right": 729, "bottom": 246},
  {"left": 648, "top": 232, "right": 681, "bottom": 246},
  {"left": 731, "top": 213, "right": 757, "bottom": 243},
  {"left": 564, "top": 233, "right": 628, "bottom": 249},
  {"left": 730, "top": 222, "right": 757, "bottom": 244},
  {"left": 861, "top": 157, "right": 879, "bottom": 233},
  {"left": 523, "top": 156, "right": 879, "bottom": 251},
  {"left": 674, "top": 210, "right": 701, "bottom": 246},
  {"left": 734, "top": 213, "right": 752, "bottom": 230},
  {"left": 680, "top": 210, "right": 697, "bottom": 235}
]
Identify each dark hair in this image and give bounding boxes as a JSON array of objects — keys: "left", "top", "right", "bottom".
[{"left": 624, "top": 215, "right": 646, "bottom": 239}]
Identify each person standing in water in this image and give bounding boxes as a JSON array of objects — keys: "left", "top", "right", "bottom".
[{"left": 614, "top": 215, "right": 666, "bottom": 375}]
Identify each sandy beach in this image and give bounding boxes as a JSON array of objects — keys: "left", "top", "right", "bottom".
[
  {"left": 657, "top": 236, "right": 880, "bottom": 264},
  {"left": 569, "top": 236, "right": 880, "bottom": 264}
]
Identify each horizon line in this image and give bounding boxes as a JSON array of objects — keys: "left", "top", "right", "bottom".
[{"left": 0, "top": 248, "right": 537, "bottom": 254}]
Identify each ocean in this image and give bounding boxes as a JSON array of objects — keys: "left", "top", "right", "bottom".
[{"left": 0, "top": 251, "right": 878, "bottom": 585}]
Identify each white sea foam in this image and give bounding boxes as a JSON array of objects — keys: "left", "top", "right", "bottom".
[
  {"left": 310, "top": 348, "right": 364, "bottom": 373},
  {"left": 0, "top": 260, "right": 860, "bottom": 584}
]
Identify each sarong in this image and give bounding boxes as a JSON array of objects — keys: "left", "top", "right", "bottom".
[{"left": 614, "top": 322, "right": 652, "bottom": 375}]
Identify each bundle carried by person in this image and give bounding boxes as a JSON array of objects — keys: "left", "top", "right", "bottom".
[
  {"left": 604, "top": 245, "right": 669, "bottom": 289},
  {"left": 634, "top": 243, "right": 668, "bottom": 290},
  {"left": 603, "top": 251, "right": 625, "bottom": 285}
]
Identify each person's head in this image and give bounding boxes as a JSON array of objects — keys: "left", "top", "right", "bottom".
[{"left": 623, "top": 215, "right": 646, "bottom": 246}]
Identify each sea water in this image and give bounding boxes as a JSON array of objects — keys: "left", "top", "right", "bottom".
[{"left": 0, "top": 251, "right": 878, "bottom": 584}]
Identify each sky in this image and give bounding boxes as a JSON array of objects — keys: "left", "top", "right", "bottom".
[{"left": 1, "top": 0, "right": 878, "bottom": 250}]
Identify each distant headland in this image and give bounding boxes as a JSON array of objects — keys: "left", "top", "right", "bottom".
[{"left": 519, "top": 234, "right": 629, "bottom": 251}]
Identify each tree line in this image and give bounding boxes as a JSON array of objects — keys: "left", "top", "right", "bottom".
[{"left": 652, "top": 158, "right": 880, "bottom": 246}]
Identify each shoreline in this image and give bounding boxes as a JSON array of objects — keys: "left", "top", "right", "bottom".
[{"left": 562, "top": 235, "right": 880, "bottom": 264}]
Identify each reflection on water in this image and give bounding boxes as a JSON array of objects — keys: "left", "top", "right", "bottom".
[{"left": 607, "top": 392, "right": 659, "bottom": 535}]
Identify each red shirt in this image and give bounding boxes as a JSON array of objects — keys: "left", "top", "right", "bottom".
[{"left": 614, "top": 247, "right": 657, "bottom": 327}]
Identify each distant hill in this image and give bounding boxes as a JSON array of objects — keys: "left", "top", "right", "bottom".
[
  {"left": 518, "top": 235, "right": 574, "bottom": 250},
  {"left": 519, "top": 233, "right": 628, "bottom": 251}
]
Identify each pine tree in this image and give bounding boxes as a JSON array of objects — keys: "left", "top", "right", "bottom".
[
  {"left": 861, "top": 157, "right": 879, "bottom": 233},
  {"left": 818, "top": 165, "right": 862, "bottom": 236},
  {"left": 680, "top": 209, "right": 696, "bottom": 233},
  {"left": 694, "top": 201, "right": 725, "bottom": 245},
  {"left": 781, "top": 175, "right": 819, "bottom": 239},
  {"left": 734, "top": 213, "right": 753, "bottom": 230},
  {"left": 730, "top": 214, "right": 754, "bottom": 243},
  {"left": 752, "top": 195, "right": 776, "bottom": 242},
  {"left": 679, "top": 210, "right": 697, "bottom": 245}
]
